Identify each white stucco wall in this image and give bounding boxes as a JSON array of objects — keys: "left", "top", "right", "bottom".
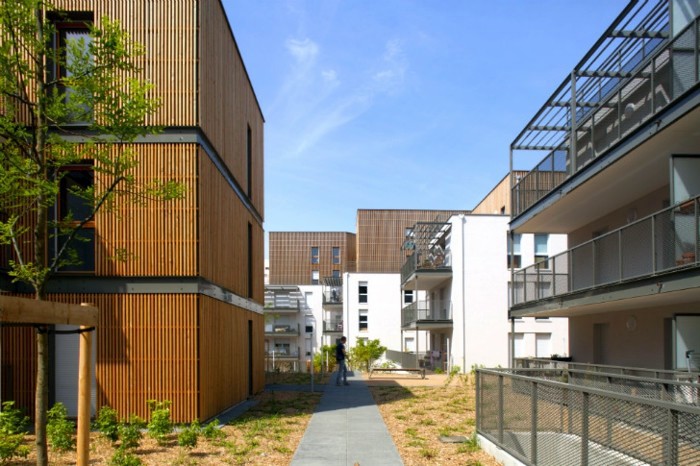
[
  {"left": 449, "top": 215, "right": 511, "bottom": 370},
  {"left": 344, "top": 272, "right": 403, "bottom": 353}
]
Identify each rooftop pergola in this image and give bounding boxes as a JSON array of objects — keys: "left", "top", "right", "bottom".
[{"left": 510, "top": 0, "right": 670, "bottom": 157}]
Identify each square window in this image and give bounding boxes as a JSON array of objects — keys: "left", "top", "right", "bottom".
[
  {"left": 359, "top": 309, "right": 368, "bottom": 331},
  {"left": 358, "top": 282, "right": 368, "bottom": 303}
]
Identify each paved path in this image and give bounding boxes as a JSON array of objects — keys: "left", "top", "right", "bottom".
[{"left": 291, "top": 372, "right": 404, "bottom": 466}]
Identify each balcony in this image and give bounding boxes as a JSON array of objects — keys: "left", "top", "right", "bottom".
[
  {"left": 511, "top": 3, "right": 700, "bottom": 222},
  {"left": 476, "top": 366, "right": 700, "bottom": 465},
  {"left": 322, "top": 286, "right": 343, "bottom": 306},
  {"left": 511, "top": 196, "right": 700, "bottom": 313},
  {"left": 401, "top": 301, "right": 452, "bottom": 329},
  {"left": 322, "top": 320, "right": 344, "bottom": 334},
  {"left": 264, "top": 286, "right": 305, "bottom": 313},
  {"left": 264, "top": 323, "right": 300, "bottom": 337}
]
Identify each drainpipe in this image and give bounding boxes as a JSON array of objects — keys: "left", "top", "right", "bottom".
[
  {"left": 510, "top": 317, "right": 515, "bottom": 367},
  {"left": 461, "top": 215, "right": 467, "bottom": 373}
]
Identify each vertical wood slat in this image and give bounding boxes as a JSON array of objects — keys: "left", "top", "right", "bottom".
[
  {"left": 269, "top": 232, "right": 356, "bottom": 285},
  {"left": 198, "top": 295, "right": 264, "bottom": 420},
  {"left": 95, "top": 143, "right": 198, "bottom": 277},
  {"left": 54, "top": 0, "right": 197, "bottom": 127},
  {"left": 356, "top": 210, "right": 469, "bottom": 273},
  {"left": 471, "top": 171, "right": 528, "bottom": 215},
  {"left": 198, "top": 151, "right": 264, "bottom": 302},
  {"left": 199, "top": 0, "right": 265, "bottom": 218}
]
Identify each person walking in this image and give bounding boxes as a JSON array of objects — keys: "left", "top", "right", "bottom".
[{"left": 335, "top": 336, "right": 349, "bottom": 386}]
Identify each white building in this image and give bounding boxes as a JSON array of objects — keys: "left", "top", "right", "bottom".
[{"left": 401, "top": 214, "right": 568, "bottom": 372}]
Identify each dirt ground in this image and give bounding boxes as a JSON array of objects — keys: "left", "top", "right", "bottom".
[{"left": 11, "top": 371, "right": 500, "bottom": 465}]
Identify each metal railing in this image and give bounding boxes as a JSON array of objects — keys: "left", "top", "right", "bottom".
[
  {"left": 322, "top": 320, "right": 343, "bottom": 333},
  {"left": 515, "top": 358, "right": 700, "bottom": 382},
  {"left": 477, "top": 368, "right": 700, "bottom": 465},
  {"left": 512, "top": 15, "right": 700, "bottom": 217},
  {"left": 322, "top": 286, "right": 343, "bottom": 305},
  {"left": 400, "top": 249, "right": 452, "bottom": 284},
  {"left": 264, "top": 323, "right": 300, "bottom": 336},
  {"left": 512, "top": 195, "right": 699, "bottom": 306},
  {"left": 401, "top": 301, "right": 452, "bottom": 327},
  {"left": 263, "top": 295, "right": 304, "bottom": 311}
]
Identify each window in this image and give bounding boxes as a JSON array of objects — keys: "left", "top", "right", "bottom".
[
  {"left": 404, "top": 337, "right": 415, "bottom": 352},
  {"left": 55, "top": 163, "right": 95, "bottom": 272},
  {"left": 246, "top": 124, "right": 253, "bottom": 198},
  {"left": 507, "top": 234, "right": 521, "bottom": 269},
  {"left": 311, "top": 246, "right": 319, "bottom": 264},
  {"left": 403, "top": 290, "right": 414, "bottom": 304},
  {"left": 332, "top": 269, "right": 340, "bottom": 279},
  {"left": 535, "top": 234, "right": 549, "bottom": 269},
  {"left": 332, "top": 246, "right": 341, "bottom": 264},
  {"left": 359, "top": 309, "right": 368, "bottom": 331},
  {"left": 311, "top": 270, "right": 319, "bottom": 285},
  {"left": 247, "top": 222, "right": 253, "bottom": 298},
  {"left": 358, "top": 281, "right": 368, "bottom": 303},
  {"left": 53, "top": 19, "right": 93, "bottom": 123}
]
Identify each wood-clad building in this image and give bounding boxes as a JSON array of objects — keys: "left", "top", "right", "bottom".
[
  {"left": 269, "top": 232, "right": 356, "bottom": 285},
  {"left": 356, "top": 210, "right": 469, "bottom": 273},
  {"left": 471, "top": 171, "right": 528, "bottom": 215},
  {"left": 0, "top": 0, "right": 265, "bottom": 422}
]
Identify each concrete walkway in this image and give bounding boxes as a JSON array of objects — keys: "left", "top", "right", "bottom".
[{"left": 291, "top": 371, "right": 404, "bottom": 466}]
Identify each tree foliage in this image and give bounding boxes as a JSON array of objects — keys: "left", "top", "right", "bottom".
[
  {"left": 349, "top": 338, "right": 387, "bottom": 372},
  {"left": 0, "top": 2, "right": 183, "bottom": 464}
]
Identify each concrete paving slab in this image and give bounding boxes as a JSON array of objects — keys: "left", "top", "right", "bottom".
[{"left": 291, "top": 372, "right": 403, "bottom": 466}]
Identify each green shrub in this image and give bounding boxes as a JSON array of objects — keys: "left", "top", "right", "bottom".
[
  {"left": 0, "top": 402, "right": 31, "bottom": 463},
  {"left": 47, "top": 403, "right": 75, "bottom": 452},
  {"left": 95, "top": 406, "right": 120, "bottom": 442},
  {"left": 201, "top": 418, "right": 225, "bottom": 441},
  {"left": 119, "top": 415, "right": 145, "bottom": 450},
  {"left": 0, "top": 402, "right": 29, "bottom": 435},
  {"left": 146, "top": 400, "right": 173, "bottom": 445},
  {"left": 109, "top": 447, "right": 143, "bottom": 466},
  {"left": 177, "top": 420, "right": 200, "bottom": 449}
]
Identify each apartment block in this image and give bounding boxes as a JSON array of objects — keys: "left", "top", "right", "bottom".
[
  {"left": 0, "top": 0, "right": 265, "bottom": 422},
  {"left": 477, "top": 3, "right": 700, "bottom": 465},
  {"left": 269, "top": 232, "right": 356, "bottom": 285},
  {"left": 509, "top": 0, "right": 700, "bottom": 370},
  {"left": 356, "top": 210, "right": 468, "bottom": 273}
]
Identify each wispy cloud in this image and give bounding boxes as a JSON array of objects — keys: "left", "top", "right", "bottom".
[{"left": 269, "top": 36, "right": 410, "bottom": 160}]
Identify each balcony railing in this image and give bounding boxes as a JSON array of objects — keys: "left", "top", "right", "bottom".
[
  {"left": 515, "top": 358, "right": 700, "bottom": 382},
  {"left": 322, "top": 286, "right": 343, "bottom": 305},
  {"left": 263, "top": 296, "right": 304, "bottom": 311},
  {"left": 476, "top": 368, "right": 700, "bottom": 465},
  {"left": 512, "top": 195, "right": 699, "bottom": 307},
  {"left": 401, "top": 301, "right": 452, "bottom": 327},
  {"left": 264, "top": 323, "right": 300, "bottom": 336},
  {"left": 265, "top": 350, "right": 300, "bottom": 359},
  {"left": 400, "top": 250, "right": 452, "bottom": 284},
  {"left": 322, "top": 320, "right": 343, "bottom": 333},
  {"left": 512, "top": 13, "right": 700, "bottom": 217}
]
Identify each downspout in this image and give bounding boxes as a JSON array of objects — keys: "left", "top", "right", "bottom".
[
  {"left": 510, "top": 317, "right": 515, "bottom": 367},
  {"left": 461, "top": 215, "right": 467, "bottom": 374}
]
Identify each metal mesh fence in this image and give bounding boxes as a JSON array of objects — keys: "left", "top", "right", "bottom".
[{"left": 477, "top": 369, "right": 700, "bottom": 466}]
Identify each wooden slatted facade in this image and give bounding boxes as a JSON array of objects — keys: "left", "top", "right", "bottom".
[
  {"left": 471, "top": 171, "right": 528, "bottom": 215},
  {"left": 0, "top": 0, "right": 265, "bottom": 423},
  {"left": 269, "top": 232, "right": 356, "bottom": 285},
  {"left": 356, "top": 210, "right": 469, "bottom": 273}
]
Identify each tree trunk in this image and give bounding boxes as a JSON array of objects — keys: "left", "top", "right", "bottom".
[{"left": 35, "top": 327, "right": 49, "bottom": 466}]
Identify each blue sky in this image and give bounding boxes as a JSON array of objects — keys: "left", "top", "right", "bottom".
[{"left": 223, "top": 1, "right": 629, "bottom": 234}]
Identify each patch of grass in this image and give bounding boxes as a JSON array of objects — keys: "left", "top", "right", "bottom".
[
  {"left": 404, "top": 427, "right": 419, "bottom": 437},
  {"left": 419, "top": 448, "right": 438, "bottom": 459},
  {"left": 418, "top": 418, "right": 435, "bottom": 426},
  {"left": 407, "top": 439, "right": 425, "bottom": 448},
  {"left": 457, "top": 433, "right": 481, "bottom": 453}
]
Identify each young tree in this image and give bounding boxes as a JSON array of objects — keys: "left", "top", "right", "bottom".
[
  {"left": 350, "top": 338, "right": 387, "bottom": 372},
  {"left": 0, "top": 2, "right": 182, "bottom": 464}
]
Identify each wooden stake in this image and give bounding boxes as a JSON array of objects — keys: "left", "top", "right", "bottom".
[{"left": 77, "top": 322, "right": 92, "bottom": 466}]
